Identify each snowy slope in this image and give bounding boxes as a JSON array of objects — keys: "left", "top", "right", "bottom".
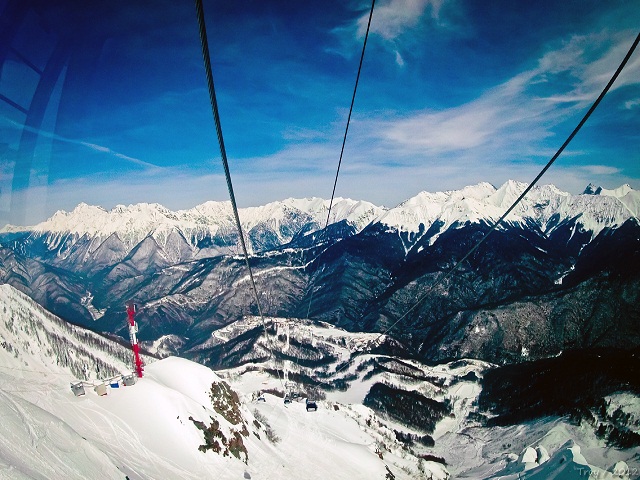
[
  {"left": 0, "top": 284, "right": 139, "bottom": 381},
  {"left": 193, "top": 316, "right": 639, "bottom": 479},
  {"left": 0, "top": 286, "right": 418, "bottom": 480},
  {"left": 0, "top": 289, "right": 637, "bottom": 479}
]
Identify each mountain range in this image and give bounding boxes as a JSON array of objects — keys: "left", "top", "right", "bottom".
[{"left": 0, "top": 180, "right": 638, "bottom": 365}]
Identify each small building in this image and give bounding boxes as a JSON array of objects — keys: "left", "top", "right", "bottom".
[
  {"left": 71, "top": 382, "right": 85, "bottom": 397},
  {"left": 94, "top": 384, "right": 108, "bottom": 396},
  {"left": 306, "top": 399, "right": 318, "bottom": 412}
]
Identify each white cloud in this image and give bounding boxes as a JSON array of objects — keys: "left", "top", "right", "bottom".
[
  {"left": 380, "top": 105, "right": 498, "bottom": 153},
  {"left": 358, "top": 0, "right": 443, "bottom": 40},
  {"left": 268, "top": 27, "right": 639, "bottom": 208},
  {"left": 534, "top": 31, "right": 640, "bottom": 105},
  {"left": 280, "top": 126, "right": 329, "bottom": 142},
  {"left": 1, "top": 116, "right": 161, "bottom": 171},
  {"left": 624, "top": 98, "right": 640, "bottom": 109},
  {"left": 148, "top": 30, "right": 639, "bottom": 214},
  {"left": 331, "top": 0, "right": 450, "bottom": 63},
  {"left": 394, "top": 50, "right": 405, "bottom": 66},
  {"left": 210, "top": 29, "right": 640, "bottom": 210},
  {"left": 353, "top": 29, "right": 640, "bottom": 162},
  {"left": 581, "top": 165, "right": 621, "bottom": 175}
]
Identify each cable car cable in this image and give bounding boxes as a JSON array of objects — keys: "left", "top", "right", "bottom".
[
  {"left": 194, "top": 0, "right": 285, "bottom": 389},
  {"left": 306, "top": 0, "right": 377, "bottom": 319},
  {"left": 372, "top": 30, "right": 640, "bottom": 346}
]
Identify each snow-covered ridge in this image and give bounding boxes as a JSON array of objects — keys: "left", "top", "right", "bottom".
[
  {"left": 9, "top": 197, "right": 383, "bottom": 250},
  {"left": 0, "top": 284, "right": 140, "bottom": 380},
  {"left": 0, "top": 286, "right": 444, "bottom": 479},
  {"left": 210, "top": 316, "right": 637, "bottom": 479},
  {"left": 376, "top": 181, "right": 639, "bottom": 241},
  {"left": 35, "top": 197, "right": 383, "bottom": 236},
  {"left": 3, "top": 181, "right": 637, "bottom": 251}
]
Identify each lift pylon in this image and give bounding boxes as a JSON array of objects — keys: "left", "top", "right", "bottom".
[{"left": 126, "top": 302, "right": 144, "bottom": 378}]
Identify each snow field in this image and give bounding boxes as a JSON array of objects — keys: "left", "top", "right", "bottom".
[{"left": 1, "top": 287, "right": 638, "bottom": 479}]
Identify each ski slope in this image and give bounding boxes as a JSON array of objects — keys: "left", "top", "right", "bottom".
[
  {"left": 0, "top": 286, "right": 413, "bottom": 479},
  {"left": 0, "top": 286, "right": 637, "bottom": 479}
]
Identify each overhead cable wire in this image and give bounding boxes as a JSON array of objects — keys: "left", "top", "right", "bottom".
[
  {"left": 194, "top": 0, "right": 285, "bottom": 386},
  {"left": 373, "top": 31, "right": 640, "bottom": 344},
  {"left": 306, "top": 0, "right": 377, "bottom": 319}
]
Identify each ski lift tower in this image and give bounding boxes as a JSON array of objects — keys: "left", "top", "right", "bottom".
[{"left": 126, "top": 302, "right": 144, "bottom": 378}]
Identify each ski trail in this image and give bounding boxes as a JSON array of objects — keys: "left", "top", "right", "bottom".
[{"left": 68, "top": 399, "right": 202, "bottom": 480}]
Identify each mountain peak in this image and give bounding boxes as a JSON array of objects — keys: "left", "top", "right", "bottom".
[
  {"left": 21, "top": 197, "right": 384, "bottom": 255},
  {"left": 70, "top": 202, "right": 107, "bottom": 215},
  {"left": 583, "top": 183, "right": 601, "bottom": 195},
  {"left": 376, "top": 180, "right": 639, "bottom": 244},
  {"left": 583, "top": 183, "right": 634, "bottom": 198}
]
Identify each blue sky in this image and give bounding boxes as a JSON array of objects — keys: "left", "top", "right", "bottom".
[{"left": 2, "top": 0, "right": 639, "bottom": 225}]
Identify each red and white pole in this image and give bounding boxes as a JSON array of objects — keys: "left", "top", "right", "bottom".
[{"left": 126, "top": 302, "right": 144, "bottom": 378}]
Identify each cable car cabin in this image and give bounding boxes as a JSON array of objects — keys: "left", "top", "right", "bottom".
[
  {"left": 284, "top": 395, "right": 292, "bottom": 404},
  {"left": 71, "top": 382, "right": 85, "bottom": 397},
  {"left": 94, "top": 384, "right": 108, "bottom": 396},
  {"left": 122, "top": 374, "right": 137, "bottom": 386},
  {"left": 110, "top": 381, "right": 120, "bottom": 388},
  {"left": 306, "top": 400, "right": 318, "bottom": 412}
]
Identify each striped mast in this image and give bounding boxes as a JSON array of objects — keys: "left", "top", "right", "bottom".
[{"left": 126, "top": 302, "right": 144, "bottom": 378}]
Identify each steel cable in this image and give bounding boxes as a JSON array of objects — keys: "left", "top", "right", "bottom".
[
  {"left": 306, "top": 0, "right": 377, "bottom": 319},
  {"left": 374, "top": 31, "right": 640, "bottom": 344},
  {"left": 194, "top": 0, "right": 285, "bottom": 389}
]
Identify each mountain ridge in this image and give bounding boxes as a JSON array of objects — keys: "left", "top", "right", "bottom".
[
  {"left": 3, "top": 181, "right": 638, "bottom": 242},
  {"left": 1, "top": 180, "right": 638, "bottom": 366},
  {"left": 4, "top": 197, "right": 383, "bottom": 250}
]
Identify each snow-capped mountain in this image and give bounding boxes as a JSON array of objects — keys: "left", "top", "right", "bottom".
[
  {"left": 0, "top": 288, "right": 636, "bottom": 479},
  {"left": 8, "top": 197, "right": 383, "bottom": 258},
  {"left": 373, "top": 181, "right": 640, "bottom": 252},
  {"left": 0, "top": 181, "right": 638, "bottom": 365},
  {"left": 2, "top": 181, "right": 637, "bottom": 270},
  {"left": 8, "top": 182, "right": 639, "bottom": 252},
  {"left": 585, "top": 183, "right": 640, "bottom": 223}
]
